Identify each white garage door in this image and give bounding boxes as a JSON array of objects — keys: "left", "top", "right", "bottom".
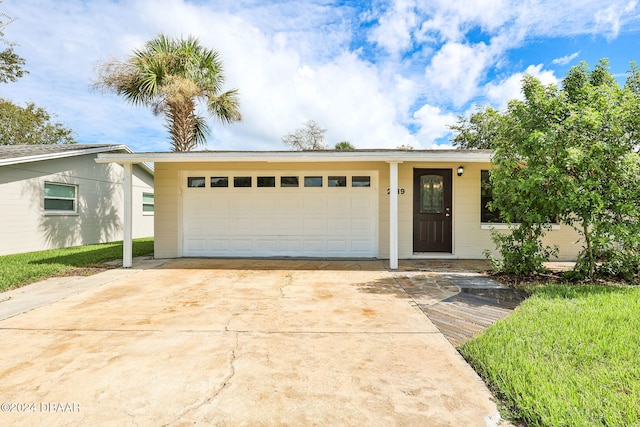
[{"left": 181, "top": 171, "right": 378, "bottom": 257}]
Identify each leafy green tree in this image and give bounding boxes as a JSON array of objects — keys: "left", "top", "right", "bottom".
[
  {"left": 0, "top": 5, "right": 27, "bottom": 84},
  {"left": 449, "top": 106, "right": 502, "bottom": 149},
  {"left": 94, "top": 34, "right": 241, "bottom": 152},
  {"left": 282, "top": 120, "right": 328, "bottom": 150},
  {"left": 482, "top": 59, "right": 640, "bottom": 279},
  {"left": 0, "top": 99, "right": 76, "bottom": 145},
  {"left": 334, "top": 141, "right": 355, "bottom": 150}
]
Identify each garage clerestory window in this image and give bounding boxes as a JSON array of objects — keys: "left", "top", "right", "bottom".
[
  {"left": 328, "top": 176, "right": 347, "bottom": 187},
  {"left": 304, "top": 176, "right": 323, "bottom": 187},
  {"left": 211, "top": 177, "right": 229, "bottom": 187},
  {"left": 188, "top": 177, "right": 206, "bottom": 188},
  {"left": 234, "top": 177, "right": 252, "bottom": 187},
  {"left": 281, "top": 176, "right": 299, "bottom": 187}
]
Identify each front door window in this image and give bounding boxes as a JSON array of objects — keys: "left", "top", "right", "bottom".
[{"left": 420, "top": 175, "right": 444, "bottom": 214}]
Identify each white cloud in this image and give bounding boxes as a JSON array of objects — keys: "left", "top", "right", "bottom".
[
  {"left": 484, "top": 64, "right": 559, "bottom": 109},
  {"left": 552, "top": 51, "right": 581, "bottom": 65},
  {"left": 368, "top": 0, "right": 418, "bottom": 56},
  {"left": 412, "top": 104, "right": 457, "bottom": 147},
  {"left": 424, "top": 41, "right": 495, "bottom": 107},
  {"left": 1, "top": 0, "right": 638, "bottom": 153},
  {"left": 595, "top": 1, "right": 638, "bottom": 40}
]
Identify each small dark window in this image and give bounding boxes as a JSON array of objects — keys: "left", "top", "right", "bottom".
[
  {"left": 352, "top": 176, "right": 371, "bottom": 187},
  {"left": 257, "top": 176, "right": 276, "bottom": 187},
  {"left": 481, "top": 170, "right": 556, "bottom": 224},
  {"left": 481, "top": 170, "right": 500, "bottom": 223},
  {"left": 328, "top": 176, "right": 347, "bottom": 187},
  {"left": 210, "top": 177, "right": 229, "bottom": 187},
  {"left": 188, "top": 177, "right": 206, "bottom": 188},
  {"left": 234, "top": 176, "right": 252, "bottom": 187},
  {"left": 281, "top": 176, "right": 299, "bottom": 187},
  {"left": 304, "top": 176, "right": 323, "bottom": 187}
]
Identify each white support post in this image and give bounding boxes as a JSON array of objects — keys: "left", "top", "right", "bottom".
[
  {"left": 123, "top": 162, "right": 133, "bottom": 268},
  {"left": 389, "top": 161, "right": 399, "bottom": 270}
]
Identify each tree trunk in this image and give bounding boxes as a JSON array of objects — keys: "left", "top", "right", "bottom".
[
  {"left": 583, "top": 224, "right": 595, "bottom": 279},
  {"left": 168, "top": 99, "right": 197, "bottom": 152}
]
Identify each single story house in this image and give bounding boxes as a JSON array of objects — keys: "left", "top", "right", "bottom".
[
  {"left": 96, "top": 149, "right": 581, "bottom": 269},
  {"left": 0, "top": 144, "right": 154, "bottom": 256}
]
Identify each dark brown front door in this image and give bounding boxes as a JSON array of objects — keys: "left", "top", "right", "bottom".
[{"left": 413, "top": 169, "right": 452, "bottom": 253}]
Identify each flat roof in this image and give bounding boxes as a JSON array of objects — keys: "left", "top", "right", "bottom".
[{"left": 96, "top": 149, "right": 493, "bottom": 164}]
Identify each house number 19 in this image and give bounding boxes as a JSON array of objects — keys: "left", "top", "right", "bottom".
[{"left": 386, "top": 188, "right": 405, "bottom": 195}]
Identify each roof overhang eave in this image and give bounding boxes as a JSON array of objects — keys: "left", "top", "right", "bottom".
[{"left": 95, "top": 150, "right": 493, "bottom": 165}]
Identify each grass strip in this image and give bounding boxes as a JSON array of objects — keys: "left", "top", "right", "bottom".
[
  {"left": 0, "top": 238, "right": 154, "bottom": 292},
  {"left": 460, "top": 284, "right": 640, "bottom": 426}
]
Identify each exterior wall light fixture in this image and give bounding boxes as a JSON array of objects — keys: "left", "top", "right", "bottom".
[{"left": 457, "top": 166, "right": 464, "bottom": 176}]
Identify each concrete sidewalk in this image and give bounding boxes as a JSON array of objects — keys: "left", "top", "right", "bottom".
[{"left": 0, "top": 258, "right": 509, "bottom": 426}]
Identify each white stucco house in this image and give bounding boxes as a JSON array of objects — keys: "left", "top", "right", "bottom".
[
  {"left": 0, "top": 144, "right": 154, "bottom": 256},
  {"left": 96, "top": 149, "right": 581, "bottom": 269}
]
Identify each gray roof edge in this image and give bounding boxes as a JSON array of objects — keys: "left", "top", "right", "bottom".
[
  {"left": 0, "top": 144, "right": 131, "bottom": 167},
  {"left": 96, "top": 149, "right": 493, "bottom": 164}
]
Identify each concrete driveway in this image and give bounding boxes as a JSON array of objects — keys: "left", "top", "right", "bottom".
[{"left": 0, "top": 258, "right": 505, "bottom": 426}]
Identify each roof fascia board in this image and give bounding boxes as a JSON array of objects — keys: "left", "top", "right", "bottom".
[
  {"left": 0, "top": 145, "right": 131, "bottom": 167},
  {"left": 96, "top": 151, "right": 493, "bottom": 164}
]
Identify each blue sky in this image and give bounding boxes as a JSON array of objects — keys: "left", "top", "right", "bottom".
[{"left": 1, "top": 0, "right": 639, "bottom": 152}]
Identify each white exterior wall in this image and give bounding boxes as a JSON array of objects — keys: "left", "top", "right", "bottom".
[
  {"left": 154, "top": 160, "right": 582, "bottom": 261},
  {"left": 0, "top": 154, "right": 154, "bottom": 256}
]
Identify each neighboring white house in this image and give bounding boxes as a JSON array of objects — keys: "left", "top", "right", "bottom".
[
  {"left": 0, "top": 144, "right": 154, "bottom": 256},
  {"left": 96, "top": 149, "right": 582, "bottom": 269}
]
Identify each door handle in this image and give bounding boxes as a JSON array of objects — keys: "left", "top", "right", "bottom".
[{"left": 445, "top": 207, "right": 450, "bottom": 217}]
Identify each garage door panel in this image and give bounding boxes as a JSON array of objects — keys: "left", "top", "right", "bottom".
[
  {"left": 210, "top": 239, "right": 231, "bottom": 252},
  {"left": 351, "top": 195, "right": 372, "bottom": 210},
  {"left": 233, "top": 218, "right": 254, "bottom": 232},
  {"left": 182, "top": 171, "right": 377, "bottom": 257},
  {"left": 351, "top": 218, "right": 371, "bottom": 231},
  {"left": 303, "top": 218, "right": 326, "bottom": 232},
  {"left": 232, "top": 239, "right": 254, "bottom": 251},
  {"left": 327, "top": 240, "right": 349, "bottom": 252},
  {"left": 327, "top": 218, "right": 349, "bottom": 231},
  {"left": 255, "top": 217, "right": 276, "bottom": 230},
  {"left": 278, "top": 239, "right": 303, "bottom": 252},
  {"left": 303, "top": 197, "right": 325, "bottom": 211},
  {"left": 255, "top": 239, "right": 278, "bottom": 252},
  {"left": 327, "top": 196, "right": 348, "bottom": 210},
  {"left": 303, "top": 240, "right": 326, "bottom": 252},
  {"left": 279, "top": 197, "right": 301, "bottom": 210},
  {"left": 279, "top": 218, "right": 302, "bottom": 232},
  {"left": 231, "top": 197, "right": 253, "bottom": 210}
]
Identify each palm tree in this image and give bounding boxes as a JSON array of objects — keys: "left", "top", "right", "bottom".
[{"left": 94, "top": 34, "right": 241, "bottom": 151}]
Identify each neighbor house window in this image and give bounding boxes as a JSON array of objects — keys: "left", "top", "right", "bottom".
[
  {"left": 257, "top": 176, "right": 276, "bottom": 187},
  {"left": 142, "top": 192, "right": 154, "bottom": 214},
  {"left": 44, "top": 182, "right": 77, "bottom": 213},
  {"left": 188, "top": 177, "right": 206, "bottom": 188},
  {"left": 352, "top": 176, "right": 371, "bottom": 187},
  {"left": 281, "top": 176, "right": 299, "bottom": 187},
  {"left": 481, "top": 170, "right": 501, "bottom": 223},
  {"left": 304, "top": 176, "right": 323, "bottom": 187},
  {"left": 328, "top": 176, "right": 347, "bottom": 187},
  {"left": 210, "top": 177, "right": 229, "bottom": 187},
  {"left": 234, "top": 176, "right": 252, "bottom": 187}
]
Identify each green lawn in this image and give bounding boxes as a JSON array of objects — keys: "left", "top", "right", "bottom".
[
  {"left": 460, "top": 284, "right": 640, "bottom": 426},
  {"left": 0, "top": 238, "right": 154, "bottom": 292}
]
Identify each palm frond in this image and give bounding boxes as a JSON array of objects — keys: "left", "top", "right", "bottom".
[
  {"left": 95, "top": 33, "right": 241, "bottom": 151},
  {"left": 207, "top": 89, "right": 242, "bottom": 124}
]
